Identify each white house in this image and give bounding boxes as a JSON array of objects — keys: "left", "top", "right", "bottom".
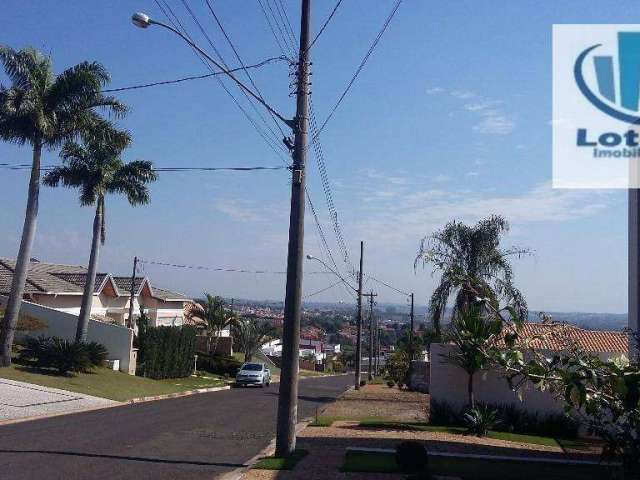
[{"left": 0, "top": 257, "right": 192, "bottom": 328}]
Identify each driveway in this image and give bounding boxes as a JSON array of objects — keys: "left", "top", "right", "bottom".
[
  {"left": 0, "top": 378, "right": 117, "bottom": 422},
  {"left": 0, "top": 374, "right": 353, "bottom": 480}
]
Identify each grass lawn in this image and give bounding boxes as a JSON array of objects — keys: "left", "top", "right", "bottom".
[
  {"left": 357, "top": 420, "right": 591, "bottom": 450},
  {"left": 0, "top": 361, "right": 229, "bottom": 401},
  {"left": 342, "top": 451, "right": 619, "bottom": 480},
  {"left": 252, "top": 449, "right": 308, "bottom": 470}
]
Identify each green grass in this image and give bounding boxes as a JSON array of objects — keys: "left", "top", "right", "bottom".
[
  {"left": 0, "top": 361, "right": 228, "bottom": 401},
  {"left": 308, "top": 416, "right": 337, "bottom": 427},
  {"left": 343, "top": 452, "right": 618, "bottom": 480},
  {"left": 252, "top": 449, "right": 308, "bottom": 470},
  {"left": 357, "top": 420, "right": 591, "bottom": 450}
]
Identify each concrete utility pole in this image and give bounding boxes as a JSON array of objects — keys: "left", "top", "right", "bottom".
[
  {"left": 275, "top": 0, "right": 311, "bottom": 457},
  {"left": 127, "top": 256, "right": 138, "bottom": 329},
  {"left": 409, "top": 292, "right": 415, "bottom": 343},
  {"left": 630, "top": 189, "right": 640, "bottom": 361},
  {"left": 363, "top": 291, "right": 377, "bottom": 380},
  {"left": 355, "top": 240, "right": 364, "bottom": 389}
]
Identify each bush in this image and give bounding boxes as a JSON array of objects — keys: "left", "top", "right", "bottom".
[
  {"left": 464, "top": 405, "right": 499, "bottom": 437},
  {"left": 360, "top": 379, "right": 367, "bottom": 387},
  {"left": 387, "top": 379, "right": 396, "bottom": 388},
  {"left": 85, "top": 341, "right": 108, "bottom": 367},
  {"left": 18, "top": 335, "right": 53, "bottom": 366},
  {"left": 395, "top": 441, "right": 428, "bottom": 473},
  {"left": 429, "top": 399, "right": 464, "bottom": 427},
  {"left": 143, "top": 326, "right": 197, "bottom": 379},
  {"left": 45, "top": 338, "right": 91, "bottom": 375},
  {"left": 197, "top": 354, "right": 242, "bottom": 377}
]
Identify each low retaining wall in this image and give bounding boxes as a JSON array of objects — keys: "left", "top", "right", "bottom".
[{"left": 1, "top": 295, "right": 135, "bottom": 374}]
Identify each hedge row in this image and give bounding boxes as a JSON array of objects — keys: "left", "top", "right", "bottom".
[
  {"left": 196, "top": 354, "right": 243, "bottom": 377},
  {"left": 143, "top": 326, "right": 196, "bottom": 379}
]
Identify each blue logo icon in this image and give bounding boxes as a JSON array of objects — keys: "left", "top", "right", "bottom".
[{"left": 575, "top": 32, "right": 640, "bottom": 124}]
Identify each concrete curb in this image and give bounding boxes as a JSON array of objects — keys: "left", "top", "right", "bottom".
[{"left": 125, "top": 385, "right": 231, "bottom": 404}]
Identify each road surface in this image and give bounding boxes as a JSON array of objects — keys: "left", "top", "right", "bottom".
[{"left": 0, "top": 374, "right": 352, "bottom": 480}]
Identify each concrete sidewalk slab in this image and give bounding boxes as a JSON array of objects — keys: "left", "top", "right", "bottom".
[{"left": 0, "top": 378, "right": 118, "bottom": 422}]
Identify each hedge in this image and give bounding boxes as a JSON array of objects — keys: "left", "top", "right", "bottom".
[
  {"left": 196, "top": 354, "right": 242, "bottom": 377},
  {"left": 143, "top": 326, "right": 196, "bottom": 379}
]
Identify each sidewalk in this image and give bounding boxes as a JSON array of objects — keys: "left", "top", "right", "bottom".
[{"left": 0, "top": 378, "right": 118, "bottom": 423}]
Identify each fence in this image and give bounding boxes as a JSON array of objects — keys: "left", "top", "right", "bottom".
[{"left": 0, "top": 295, "right": 136, "bottom": 374}]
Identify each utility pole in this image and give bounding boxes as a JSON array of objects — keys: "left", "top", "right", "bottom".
[
  {"left": 363, "top": 291, "right": 377, "bottom": 380},
  {"left": 355, "top": 241, "right": 364, "bottom": 389},
  {"left": 630, "top": 188, "right": 640, "bottom": 362},
  {"left": 275, "top": 0, "right": 311, "bottom": 458},
  {"left": 127, "top": 256, "right": 138, "bottom": 329},
  {"left": 409, "top": 292, "right": 414, "bottom": 343}
]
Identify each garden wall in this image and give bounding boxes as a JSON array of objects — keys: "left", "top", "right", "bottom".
[
  {"left": 429, "top": 343, "right": 562, "bottom": 414},
  {"left": 0, "top": 295, "right": 135, "bottom": 374}
]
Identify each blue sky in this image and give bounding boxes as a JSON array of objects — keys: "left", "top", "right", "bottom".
[{"left": 0, "top": 1, "right": 634, "bottom": 313}]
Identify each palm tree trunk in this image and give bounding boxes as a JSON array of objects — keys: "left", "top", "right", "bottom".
[
  {"left": 468, "top": 371, "right": 475, "bottom": 409},
  {"left": 76, "top": 198, "right": 103, "bottom": 342},
  {"left": 0, "top": 143, "right": 42, "bottom": 367}
]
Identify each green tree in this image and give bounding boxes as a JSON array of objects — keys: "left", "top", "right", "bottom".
[
  {"left": 0, "top": 46, "right": 125, "bottom": 366},
  {"left": 43, "top": 129, "right": 156, "bottom": 342},
  {"left": 232, "top": 319, "right": 276, "bottom": 363},
  {"left": 446, "top": 306, "right": 502, "bottom": 408},
  {"left": 415, "top": 215, "right": 528, "bottom": 337},
  {"left": 193, "top": 294, "right": 238, "bottom": 354}
]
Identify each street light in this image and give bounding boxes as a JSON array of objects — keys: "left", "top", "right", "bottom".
[
  {"left": 306, "top": 254, "right": 357, "bottom": 292},
  {"left": 131, "top": 12, "right": 151, "bottom": 28}
]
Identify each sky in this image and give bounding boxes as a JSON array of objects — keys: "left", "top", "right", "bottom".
[{"left": 0, "top": 0, "right": 635, "bottom": 313}]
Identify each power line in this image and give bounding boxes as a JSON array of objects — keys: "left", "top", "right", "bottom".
[
  {"left": 313, "top": 0, "right": 403, "bottom": 141},
  {"left": 0, "top": 163, "right": 288, "bottom": 172},
  {"left": 256, "top": 0, "right": 291, "bottom": 60},
  {"left": 138, "top": 258, "right": 330, "bottom": 275},
  {"left": 307, "top": 0, "right": 343, "bottom": 51},
  {"left": 265, "top": 0, "right": 297, "bottom": 57},
  {"left": 303, "top": 279, "right": 344, "bottom": 299},
  {"left": 366, "top": 274, "right": 410, "bottom": 297},
  {"left": 102, "top": 56, "right": 287, "bottom": 93}
]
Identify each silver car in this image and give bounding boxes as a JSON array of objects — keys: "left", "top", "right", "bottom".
[{"left": 235, "top": 362, "right": 271, "bottom": 387}]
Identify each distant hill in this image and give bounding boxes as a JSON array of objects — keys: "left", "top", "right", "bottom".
[{"left": 529, "top": 311, "right": 628, "bottom": 331}]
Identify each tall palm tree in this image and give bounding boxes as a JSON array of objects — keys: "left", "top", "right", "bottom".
[
  {"left": 415, "top": 215, "right": 529, "bottom": 337},
  {"left": 0, "top": 46, "right": 126, "bottom": 366},
  {"left": 189, "top": 294, "right": 238, "bottom": 354},
  {"left": 43, "top": 129, "right": 157, "bottom": 342},
  {"left": 232, "top": 319, "right": 276, "bottom": 363}
]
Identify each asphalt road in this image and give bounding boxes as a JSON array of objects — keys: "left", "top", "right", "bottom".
[{"left": 0, "top": 374, "right": 352, "bottom": 480}]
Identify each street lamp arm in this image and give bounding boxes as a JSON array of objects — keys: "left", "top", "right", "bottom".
[
  {"left": 307, "top": 255, "right": 358, "bottom": 293},
  {"left": 146, "top": 18, "right": 294, "bottom": 129}
]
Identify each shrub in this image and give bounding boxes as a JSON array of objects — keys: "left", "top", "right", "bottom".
[
  {"left": 85, "top": 341, "right": 108, "bottom": 367},
  {"left": 395, "top": 441, "right": 428, "bottom": 473},
  {"left": 143, "top": 326, "right": 197, "bottom": 379},
  {"left": 360, "top": 379, "right": 367, "bottom": 387},
  {"left": 18, "top": 335, "right": 53, "bottom": 366},
  {"left": 387, "top": 379, "right": 396, "bottom": 388},
  {"left": 464, "top": 405, "right": 499, "bottom": 437},
  {"left": 429, "top": 400, "right": 464, "bottom": 427},
  {"left": 197, "top": 354, "right": 242, "bottom": 377},
  {"left": 45, "top": 338, "right": 91, "bottom": 375}
]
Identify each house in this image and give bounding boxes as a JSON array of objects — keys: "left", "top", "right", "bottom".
[
  {"left": 429, "top": 321, "right": 629, "bottom": 414},
  {"left": 0, "top": 257, "right": 192, "bottom": 328}
]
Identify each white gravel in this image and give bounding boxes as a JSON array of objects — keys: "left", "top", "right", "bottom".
[{"left": 0, "top": 378, "right": 118, "bottom": 422}]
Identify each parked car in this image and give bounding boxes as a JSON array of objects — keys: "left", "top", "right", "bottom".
[{"left": 235, "top": 362, "right": 271, "bottom": 387}]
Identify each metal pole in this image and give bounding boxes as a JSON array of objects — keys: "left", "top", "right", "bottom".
[
  {"left": 410, "top": 292, "right": 414, "bottom": 343},
  {"left": 630, "top": 188, "right": 640, "bottom": 361},
  {"left": 275, "top": 0, "right": 311, "bottom": 457},
  {"left": 355, "top": 241, "right": 364, "bottom": 389},
  {"left": 368, "top": 291, "right": 373, "bottom": 380},
  {"left": 127, "top": 256, "right": 138, "bottom": 329}
]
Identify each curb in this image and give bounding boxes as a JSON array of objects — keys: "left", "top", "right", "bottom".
[{"left": 126, "top": 385, "right": 231, "bottom": 404}]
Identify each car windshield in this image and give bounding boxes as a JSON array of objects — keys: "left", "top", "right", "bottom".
[{"left": 243, "top": 364, "right": 262, "bottom": 371}]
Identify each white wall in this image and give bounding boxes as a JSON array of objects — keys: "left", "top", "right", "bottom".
[
  {"left": 1, "top": 295, "right": 135, "bottom": 374},
  {"left": 429, "top": 343, "right": 563, "bottom": 414}
]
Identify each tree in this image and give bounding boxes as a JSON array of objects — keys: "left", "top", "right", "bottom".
[
  {"left": 415, "top": 215, "right": 529, "bottom": 337},
  {"left": 446, "top": 306, "right": 502, "bottom": 408},
  {"left": 43, "top": 129, "right": 156, "bottom": 342},
  {"left": 190, "top": 294, "right": 238, "bottom": 354},
  {"left": 0, "top": 46, "right": 125, "bottom": 366},
  {"left": 232, "top": 319, "right": 276, "bottom": 363}
]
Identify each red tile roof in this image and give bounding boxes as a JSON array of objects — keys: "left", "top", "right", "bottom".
[{"left": 507, "top": 322, "right": 629, "bottom": 354}]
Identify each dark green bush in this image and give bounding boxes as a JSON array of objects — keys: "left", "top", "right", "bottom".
[
  {"left": 387, "top": 379, "right": 396, "bottom": 388},
  {"left": 18, "top": 335, "right": 53, "bottom": 366},
  {"left": 85, "top": 341, "right": 108, "bottom": 367},
  {"left": 464, "top": 405, "right": 500, "bottom": 437},
  {"left": 395, "top": 441, "right": 428, "bottom": 473},
  {"left": 360, "top": 379, "right": 367, "bottom": 387},
  {"left": 45, "top": 338, "right": 91, "bottom": 375},
  {"left": 143, "top": 326, "right": 196, "bottom": 379},
  {"left": 197, "top": 354, "right": 242, "bottom": 376},
  {"left": 429, "top": 399, "right": 464, "bottom": 427}
]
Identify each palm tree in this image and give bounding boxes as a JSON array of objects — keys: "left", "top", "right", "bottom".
[
  {"left": 43, "top": 129, "right": 156, "bottom": 342},
  {"left": 232, "top": 319, "right": 276, "bottom": 363},
  {"left": 190, "top": 294, "right": 238, "bottom": 354},
  {"left": 0, "top": 46, "right": 126, "bottom": 366},
  {"left": 446, "top": 306, "right": 502, "bottom": 408},
  {"left": 415, "top": 215, "right": 529, "bottom": 337}
]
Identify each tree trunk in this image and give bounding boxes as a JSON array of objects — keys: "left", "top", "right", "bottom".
[
  {"left": 0, "top": 143, "right": 42, "bottom": 367},
  {"left": 76, "top": 199, "right": 103, "bottom": 342},
  {"left": 468, "top": 372, "right": 475, "bottom": 409}
]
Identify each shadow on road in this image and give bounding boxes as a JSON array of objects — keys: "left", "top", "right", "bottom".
[
  {"left": 263, "top": 392, "right": 338, "bottom": 403},
  {"left": 0, "top": 449, "right": 246, "bottom": 468}
]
